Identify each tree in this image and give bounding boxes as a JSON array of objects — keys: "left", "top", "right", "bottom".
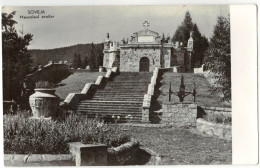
[
  {"left": 172, "top": 11, "right": 209, "bottom": 67},
  {"left": 205, "top": 15, "right": 231, "bottom": 102},
  {"left": 83, "top": 55, "right": 89, "bottom": 68},
  {"left": 72, "top": 53, "right": 82, "bottom": 69},
  {"left": 89, "top": 42, "right": 95, "bottom": 69},
  {"left": 77, "top": 54, "right": 82, "bottom": 68},
  {"left": 72, "top": 52, "right": 78, "bottom": 68},
  {"left": 2, "top": 11, "right": 33, "bottom": 100}
]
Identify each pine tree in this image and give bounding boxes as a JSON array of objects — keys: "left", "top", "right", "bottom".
[
  {"left": 89, "top": 42, "right": 95, "bottom": 69},
  {"left": 77, "top": 54, "right": 82, "bottom": 68},
  {"left": 72, "top": 52, "right": 78, "bottom": 68},
  {"left": 2, "top": 11, "right": 33, "bottom": 100},
  {"left": 172, "top": 11, "right": 209, "bottom": 67},
  {"left": 161, "top": 33, "right": 166, "bottom": 43},
  {"left": 205, "top": 15, "right": 231, "bottom": 102},
  {"left": 83, "top": 55, "right": 89, "bottom": 68}
]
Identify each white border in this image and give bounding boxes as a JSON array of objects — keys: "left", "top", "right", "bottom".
[
  {"left": 231, "top": 5, "right": 258, "bottom": 165},
  {"left": 0, "top": 1, "right": 259, "bottom": 167}
]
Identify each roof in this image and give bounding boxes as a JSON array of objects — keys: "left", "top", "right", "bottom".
[{"left": 133, "top": 29, "right": 160, "bottom": 37}]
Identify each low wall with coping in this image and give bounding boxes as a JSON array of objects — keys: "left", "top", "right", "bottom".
[
  {"left": 63, "top": 67, "right": 118, "bottom": 110},
  {"left": 4, "top": 154, "right": 74, "bottom": 166},
  {"left": 199, "top": 105, "right": 231, "bottom": 117},
  {"left": 196, "top": 118, "right": 232, "bottom": 141},
  {"left": 27, "top": 62, "right": 69, "bottom": 83},
  {"left": 142, "top": 67, "right": 159, "bottom": 122},
  {"left": 5, "top": 139, "right": 155, "bottom": 166},
  {"left": 162, "top": 102, "right": 197, "bottom": 127},
  {"left": 198, "top": 105, "right": 232, "bottom": 125}
]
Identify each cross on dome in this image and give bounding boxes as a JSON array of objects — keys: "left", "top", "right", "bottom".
[{"left": 143, "top": 21, "right": 150, "bottom": 30}]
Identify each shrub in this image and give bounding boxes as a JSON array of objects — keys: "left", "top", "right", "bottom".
[
  {"left": 35, "top": 81, "right": 54, "bottom": 88},
  {"left": 4, "top": 114, "right": 130, "bottom": 154},
  {"left": 203, "top": 112, "right": 231, "bottom": 125}
]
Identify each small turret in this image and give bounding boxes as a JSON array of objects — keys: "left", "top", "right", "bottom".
[
  {"left": 187, "top": 31, "right": 193, "bottom": 51},
  {"left": 104, "top": 33, "right": 111, "bottom": 50}
]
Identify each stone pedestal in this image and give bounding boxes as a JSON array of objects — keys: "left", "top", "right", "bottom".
[
  {"left": 69, "top": 142, "right": 108, "bottom": 166},
  {"left": 162, "top": 102, "right": 197, "bottom": 127},
  {"left": 99, "top": 66, "right": 104, "bottom": 72}
]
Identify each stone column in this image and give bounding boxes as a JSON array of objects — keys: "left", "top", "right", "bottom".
[{"left": 69, "top": 142, "right": 108, "bottom": 166}]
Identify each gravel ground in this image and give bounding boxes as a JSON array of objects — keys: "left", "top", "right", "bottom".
[{"left": 128, "top": 126, "right": 232, "bottom": 165}]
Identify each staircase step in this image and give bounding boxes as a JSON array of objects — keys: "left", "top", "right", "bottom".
[
  {"left": 91, "top": 99, "right": 143, "bottom": 101},
  {"left": 77, "top": 104, "right": 142, "bottom": 111},
  {"left": 95, "top": 90, "right": 145, "bottom": 93},
  {"left": 105, "top": 85, "right": 149, "bottom": 88},
  {"left": 93, "top": 97, "right": 144, "bottom": 99},
  {"left": 77, "top": 104, "right": 142, "bottom": 108},
  {"left": 74, "top": 72, "right": 151, "bottom": 123},
  {"left": 77, "top": 107, "right": 142, "bottom": 111},
  {"left": 76, "top": 111, "right": 142, "bottom": 116},
  {"left": 80, "top": 100, "right": 143, "bottom": 103}
]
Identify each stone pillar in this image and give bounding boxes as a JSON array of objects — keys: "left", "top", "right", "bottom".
[
  {"left": 69, "top": 142, "right": 108, "bottom": 166},
  {"left": 99, "top": 66, "right": 104, "bottom": 72}
]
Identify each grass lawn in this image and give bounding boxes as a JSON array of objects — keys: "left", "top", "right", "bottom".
[
  {"left": 158, "top": 72, "right": 231, "bottom": 107},
  {"left": 129, "top": 127, "right": 231, "bottom": 165},
  {"left": 55, "top": 72, "right": 105, "bottom": 100}
]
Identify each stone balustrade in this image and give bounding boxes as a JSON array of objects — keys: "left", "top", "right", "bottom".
[{"left": 142, "top": 67, "right": 160, "bottom": 122}]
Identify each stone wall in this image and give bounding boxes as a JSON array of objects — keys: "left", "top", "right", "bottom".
[
  {"left": 120, "top": 48, "right": 161, "bottom": 72},
  {"left": 196, "top": 118, "right": 232, "bottom": 141},
  {"left": 172, "top": 50, "right": 185, "bottom": 66},
  {"left": 198, "top": 105, "right": 232, "bottom": 125},
  {"left": 200, "top": 106, "right": 231, "bottom": 117},
  {"left": 27, "top": 63, "right": 70, "bottom": 83},
  {"left": 162, "top": 102, "right": 197, "bottom": 127},
  {"left": 161, "top": 47, "right": 172, "bottom": 68}
]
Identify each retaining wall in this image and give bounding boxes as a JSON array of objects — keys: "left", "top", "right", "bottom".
[
  {"left": 200, "top": 106, "right": 231, "bottom": 117},
  {"left": 27, "top": 62, "right": 70, "bottom": 83}
]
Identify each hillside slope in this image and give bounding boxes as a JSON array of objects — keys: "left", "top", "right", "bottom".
[
  {"left": 158, "top": 72, "right": 230, "bottom": 107},
  {"left": 55, "top": 72, "right": 105, "bottom": 100},
  {"left": 29, "top": 43, "right": 103, "bottom": 66}
]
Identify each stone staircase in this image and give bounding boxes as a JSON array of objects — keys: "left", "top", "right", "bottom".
[{"left": 76, "top": 72, "right": 153, "bottom": 122}]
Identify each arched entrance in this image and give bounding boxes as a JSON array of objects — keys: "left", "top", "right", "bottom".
[{"left": 139, "top": 57, "right": 150, "bottom": 72}]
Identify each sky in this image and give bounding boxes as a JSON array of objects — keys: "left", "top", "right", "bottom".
[{"left": 2, "top": 5, "right": 229, "bottom": 49}]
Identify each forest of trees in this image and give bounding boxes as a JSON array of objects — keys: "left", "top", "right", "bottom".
[
  {"left": 172, "top": 11, "right": 209, "bottom": 68},
  {"left": 29, "top": 43, "right": 104, "bottom": 69}
]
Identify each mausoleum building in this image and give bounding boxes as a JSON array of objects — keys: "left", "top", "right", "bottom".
[{"left": 103, "top": 21, "right": 194, "bottom": 72}]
